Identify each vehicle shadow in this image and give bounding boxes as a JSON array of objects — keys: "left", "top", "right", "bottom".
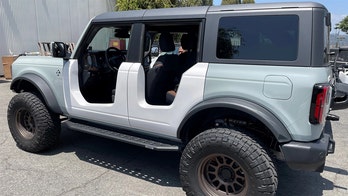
[
  {"left": 43, "top": 128, "right": 182, "bottom": 187},
  {"left": 276, "top": 162, "right": 334, "bottom": 195},
  {"left": 43, "top": 128, "right": 346, "bottom": 194}
]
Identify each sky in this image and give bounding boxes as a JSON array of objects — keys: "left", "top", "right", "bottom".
[{"left": 213, "top": 0, "right": 347, "bottom": 28}]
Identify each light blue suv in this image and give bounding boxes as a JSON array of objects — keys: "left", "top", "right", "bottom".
[{"left": 7, "top": 2, "right": 336, "bottom": 195}]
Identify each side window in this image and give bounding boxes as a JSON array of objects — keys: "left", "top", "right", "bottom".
[{"left": 216, "top": 15, "right": 299, "bottom": 61}]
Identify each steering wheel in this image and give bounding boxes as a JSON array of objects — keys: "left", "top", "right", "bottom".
[{"left": 105, "top": 47, "right": 125, "bottom": 72}]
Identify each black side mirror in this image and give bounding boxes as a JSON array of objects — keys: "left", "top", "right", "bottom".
[{"left": 51, "top": 42, "right": 67, "bottom": 58}]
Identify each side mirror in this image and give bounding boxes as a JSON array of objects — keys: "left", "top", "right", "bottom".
[{"left": 51, "top": 42, "right": 67, "bottom": 58}]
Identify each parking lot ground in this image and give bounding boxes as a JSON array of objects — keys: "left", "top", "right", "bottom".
[{"left": 0, "top": 78, "right": 347, "bottom": 196}]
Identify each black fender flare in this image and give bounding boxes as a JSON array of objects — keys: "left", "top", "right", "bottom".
[
  {"left": 10, "top": 74, "right": 62, "bottom": 114},
  {"left": 178, "top": 97, "right": 292, "bottom": 143}
]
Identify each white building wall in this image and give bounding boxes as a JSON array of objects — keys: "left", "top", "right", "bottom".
[{"left": 0, "top": 0, "right": 116, "bottom": 75}]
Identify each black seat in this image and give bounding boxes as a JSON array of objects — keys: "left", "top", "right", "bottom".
[
  {"left": 177, "top": 34, "right": 197, "bottom": 78},
  {"left": 166, "top": 34, "right": 197, "bottom": 104},
  {"left": 146, "top": 32, "right": 179, "bottom": 105}
]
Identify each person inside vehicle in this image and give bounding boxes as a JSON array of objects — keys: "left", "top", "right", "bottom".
[
  {"left": 146, "top": 32, "right": 179, "bottom": 105},
  {"left": 166, "top": 33, "right": 197, "bottom": 104}
]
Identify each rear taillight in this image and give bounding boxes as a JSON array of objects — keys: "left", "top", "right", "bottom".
[{"left": 309, "top": 84, "right": 331, "bottom": 124}]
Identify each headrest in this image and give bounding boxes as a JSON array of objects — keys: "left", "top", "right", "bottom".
[
  {"left": 180, "top": 34, "right": 190, "bottom": 50},
  {"left": 180, "top": 34, "right": 196, "bottom": 51},
  {"left": 159, "top": 32, "right": 175, "bottom": 52},
  {"left": 114, "top": 29, "right": 130, "bottom": 38}
]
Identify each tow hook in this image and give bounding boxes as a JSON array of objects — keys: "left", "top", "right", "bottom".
[{"left": 326, "top": 114, "right": 340, "bottom": 121}]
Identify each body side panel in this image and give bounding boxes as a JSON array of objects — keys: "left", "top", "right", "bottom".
[
  {"left": 204, "top": 63, "right": 332, "bottom": 141},
  {"left": 63, "top": 60, "right": 130, "bottom": 127},
  {"left": 11, "top": 56, "right": 65, "bottom": 114},
  {"left": 128, "top": 63, "right": 208, "bottom": 137}
]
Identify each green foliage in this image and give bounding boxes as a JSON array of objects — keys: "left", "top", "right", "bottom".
[
  {"left": 116, "top": 0, "right": 176, "bottom": 11},
  {"left": 221, "top": 0, "right": 240, "bottom": 4},
  {"left": 242, "top": 0, "right": 255, "bottom": 3},
  {"left": 336, "top": 16, "right": 348, "bottom": 34},
  {"left": 116, "top": 0, "right": 212, "bottom": 11},
  {"left": 178, "top": 0, "right": 212, "bottom": 7},
  {"left": 221, "top": 0, "right": 254, "bottom": 4}
]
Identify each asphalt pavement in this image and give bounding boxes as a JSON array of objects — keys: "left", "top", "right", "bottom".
[{"left": 0, "top": 78, "right": 347, "bottom": 196}]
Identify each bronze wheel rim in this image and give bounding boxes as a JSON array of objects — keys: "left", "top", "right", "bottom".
[
  {"left": 15, "top": 109, "right": 35, "bottom": 139},
  {"left": 198, "top": 153, "right": 248, "bottom": 195}
]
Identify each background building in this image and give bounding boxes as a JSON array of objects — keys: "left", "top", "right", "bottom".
[{"left": 0, "top": 0, "right": 116, "bottom": 75}]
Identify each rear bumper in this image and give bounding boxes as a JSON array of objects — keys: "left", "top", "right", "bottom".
[{"left": 280, "top": 121, "right": 335, "bottom": 172}]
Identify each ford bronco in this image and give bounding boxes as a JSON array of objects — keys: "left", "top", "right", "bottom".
[{"left": 8, "top": 2, "right": 336, "bottom": 195}]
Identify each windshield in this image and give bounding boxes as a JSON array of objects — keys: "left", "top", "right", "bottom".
[{"left": 88, "top": 27, "right": 130, "bottom": 51}]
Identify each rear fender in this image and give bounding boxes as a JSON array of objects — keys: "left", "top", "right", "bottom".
[{"left": 178, "top": 97, "right": 292, "bottom": 143}]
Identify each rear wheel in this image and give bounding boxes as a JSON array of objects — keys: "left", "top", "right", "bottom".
[
  {"left": 180, "top": 128, "right": 277, "bottom": 196},
  {"left": 7, "top": 92, "right": 61, "bottom": 152}
]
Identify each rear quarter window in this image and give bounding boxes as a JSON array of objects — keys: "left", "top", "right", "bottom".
[{"left": 216, "top": 15, "right": 299, "bottom": 61}]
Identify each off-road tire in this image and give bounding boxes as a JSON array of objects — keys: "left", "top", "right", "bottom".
[
  {"left": 7, "top": 92, "right": 61, "bottom": 152},
  {"left": 180, "top": 128, "right": 277, "bottom": 196}
]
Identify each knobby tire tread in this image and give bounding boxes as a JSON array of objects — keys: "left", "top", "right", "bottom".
[
  {"left": 8, "top": 92, "right": 60, "bottom": 152},
  {"left": 180, "top": 128, "right": 277, "bottom": 196}
]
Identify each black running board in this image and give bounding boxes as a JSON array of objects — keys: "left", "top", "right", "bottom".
[{"left": 62, "top": 120, "right": 180, "bottom": 151}]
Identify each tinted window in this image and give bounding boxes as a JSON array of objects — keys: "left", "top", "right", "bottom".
[{"left": 217, "top": 15, "right": 299, "bottom": 61}]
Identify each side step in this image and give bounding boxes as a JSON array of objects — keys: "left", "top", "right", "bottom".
[{"left": 62, "top": 120, "right": 180, "bottom": 151}]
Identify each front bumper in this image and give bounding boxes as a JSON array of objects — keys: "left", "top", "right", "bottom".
[{"left": 280, "top": 121, "right": 335, "bottom": 172}]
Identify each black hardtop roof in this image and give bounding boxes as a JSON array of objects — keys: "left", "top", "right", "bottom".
[{"left": 92, "top": 2, "right": 326, "bottom": 23}]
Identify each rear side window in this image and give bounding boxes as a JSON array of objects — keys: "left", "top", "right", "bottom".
[{"left": 217, "top": 15, "right": 299, "bottom": 61}]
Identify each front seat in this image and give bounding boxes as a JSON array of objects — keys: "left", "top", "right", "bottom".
[
  {"left": 166, "top": 33, "right": 197, "bottom": 104},
  {"left": 146, "top": 32, "right": 179, "bottom": 105}
]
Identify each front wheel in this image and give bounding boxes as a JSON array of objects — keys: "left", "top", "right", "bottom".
[
  {"left": 180, "top": 128, "right": 277, "bottom": 196},
  {"left": 7, "top": 92, "right": 61, "bottom": 152}
]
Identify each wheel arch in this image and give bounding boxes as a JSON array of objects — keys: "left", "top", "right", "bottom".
[
  {"left": 178, "top": 97, "right": 292, "bottom": 144},
  {"left": 10, "top": 74, "right": 62, "bottom": 114}
]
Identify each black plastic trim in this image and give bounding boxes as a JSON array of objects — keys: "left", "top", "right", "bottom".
[
  {"left": 10, "top": 74, "right": 62, "bottom": 114},
  {"left": 280, "top": 121, "right": 335, "bottom": 172},
  {"left": 127, "top": 23, "right": 145, "bottom": 63},
  {"left": 178, "top": 97, "right": 291, "bottom": 143},
  {"left": 63, "top": 120, "right": 180, "bottom": 151},
  {"left": 64, "top": 118, "right": 183, "bottom": 151}
]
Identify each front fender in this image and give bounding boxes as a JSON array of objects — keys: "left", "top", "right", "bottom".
[
  {"left": 10, "top": 74, "right": 62, "bottom": 114},
  {"left": 178, "top": 97, "right": 292, "bottom": 143}
]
